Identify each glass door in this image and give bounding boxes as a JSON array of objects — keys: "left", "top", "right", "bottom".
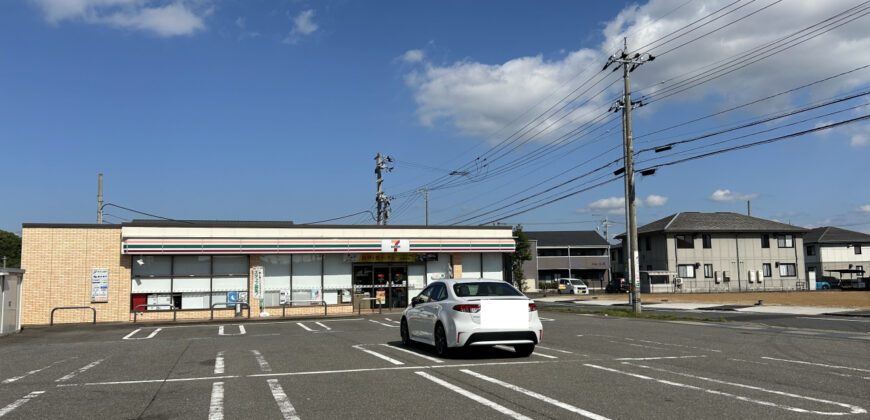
[
  {"left": 389, "top": 266, "right": 408, "bottom": 308},
  {"left": 373, "top": 266, "right": 390, "bottom": 308}
]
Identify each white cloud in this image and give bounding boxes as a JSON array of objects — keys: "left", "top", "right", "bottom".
[
  {"left": 31, "top": 0, "right": 208, "bottom": 37},
  {"left": 283, "top": 9, "right": 318, "bottom": 44},
  {"left": 402, "top": 1, "right": 870, "bottom": 140},
  {"left": 710, "top": 189, "right": 758, "bottom": 202},
  {"left": 860, "top": 205, "right": 870, "bottom": 213},
  {"left": 235, "top": 16, "right": 245, "bottom": 29},
  {"left": 644, "top": 194, "right": 668, "bottom": 207},
  {"left": 586, "top": 194, "right": 668, "bottom": 214},
  {"left": 400, "top": 49, "right": 425, "bottom": 64},
  {"left": 851, "top": 132, "right": 870, "bottom": 147}
]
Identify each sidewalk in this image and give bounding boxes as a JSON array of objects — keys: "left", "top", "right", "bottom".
[{"left": 534, "top": 296, "right": 870, "bottom": 316}]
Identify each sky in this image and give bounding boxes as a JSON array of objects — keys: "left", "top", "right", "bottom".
[{"left": 2, "top": 0, "right": 869, "bottom": 236}]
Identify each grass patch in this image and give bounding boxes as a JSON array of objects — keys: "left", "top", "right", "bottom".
[{"left": 541, "top": 306, "right": 726, "bottom": 322}]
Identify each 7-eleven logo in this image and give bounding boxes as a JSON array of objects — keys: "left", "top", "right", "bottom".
[{"left": 382, "top": 239, "right": 409, "bottom": 253}]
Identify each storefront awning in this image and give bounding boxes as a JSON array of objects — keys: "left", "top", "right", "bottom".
[{"left": 122, "top": 238, "right": 516, "bottom": 254}]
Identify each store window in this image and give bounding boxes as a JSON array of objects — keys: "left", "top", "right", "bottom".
[{"left": 130, "top": 255, "right": 250, "bottom": 311}]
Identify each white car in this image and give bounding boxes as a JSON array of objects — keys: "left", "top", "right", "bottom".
[
  {"left": 400, "top": 278, "right": 543, "bottom": 357},
  {"left": 557, "top": 278, "right": 589, "bottom": 295}
]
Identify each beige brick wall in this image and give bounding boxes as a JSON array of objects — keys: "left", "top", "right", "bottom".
[
  {"left": 452, "top": 253, "right": 463, "bottom": 278},
  {"left": 21, "top": 227, "right": 129, "bottom": 325},
  {"left": 21, "top": 228, "right": 353, "bottom": 325}
]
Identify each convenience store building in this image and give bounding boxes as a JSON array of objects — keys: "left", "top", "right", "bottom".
[{"left": 20, "top": 221, "right": 515, "bottom": 325}]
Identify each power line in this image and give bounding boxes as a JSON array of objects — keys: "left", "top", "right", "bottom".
[
  {"left": 100, "top": 203, "right": 193, "bottom": 224},
  {"left": 302, "top": 210, "right": 377, "bottom": 225}
]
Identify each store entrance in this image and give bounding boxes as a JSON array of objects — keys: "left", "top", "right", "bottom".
[{"left": 354, "top": 264, "right": 408, "bottom": 309}]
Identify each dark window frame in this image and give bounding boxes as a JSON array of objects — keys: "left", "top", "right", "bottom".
[
  {"left": 676, "top": 235, "right": 694, "bottom": 249},
  {"left": 762, "top": 263, "right": 772, "bottom": 278},
  {"left": 855, "top": 245, "right": 862, "bottom": 255},
  {"left": 761, "top": 234, "right": 770, "bottom": 249},
  {"left": 703, "top": 264, "right": 713, "bottom": 278},
  {"left": 777, "top": 234, "right": 794, "bottom": 248},
  {"left": 702, "top": 234, "right": 712, "bottom": 249},
  {"left": 806, "top": 245, "right": 815, "bottom": 256},
  {"left": 779, "top": 263, "right": 796, "bottom": 277},
  {"left": 677, "top": 264, "right": 696, "bottom": 278}
]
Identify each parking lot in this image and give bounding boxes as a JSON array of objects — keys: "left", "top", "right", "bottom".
[{"left": 1, "top": 310, "right": 868, "bottom": 419}]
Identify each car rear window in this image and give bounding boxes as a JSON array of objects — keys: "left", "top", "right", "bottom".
[
  {"left": 570, "top": 280, "right": 584, "bottom": 286},
  {"left": 453, "top": 282, "right": 523, "bottom": 297}
]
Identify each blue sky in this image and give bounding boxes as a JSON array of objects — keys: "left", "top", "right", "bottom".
[{"left": 2, "top": 0, "right": 869, "bottom": 236}]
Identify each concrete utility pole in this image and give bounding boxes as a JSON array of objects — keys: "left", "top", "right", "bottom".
[
  {"left": 417, "top": 188, "right": 429, "bottom": 226},
  {"left": 374, "top": 153, "right": 393, "bottom": 225},
  {"left": 747, "top": 200, "right": 751, "bottom": 216},
  {"left": 97, "top": 173, "right": 103, "bottom": 224},
  {"left": 605, "top": 38, "right": 654, "bottom": 313}
]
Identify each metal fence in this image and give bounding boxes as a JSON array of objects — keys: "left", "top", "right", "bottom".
[{"left": 648, "top": 278, "right": 807, "bottom": 294}]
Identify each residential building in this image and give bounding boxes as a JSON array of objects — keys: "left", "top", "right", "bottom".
[
  {"left": 618, "top": 212, "right": 808, "bottom": 293},
  {"left": 804, "top": 226, "right": 870, "bottom": 288},
  {"left": 19, "top": 220, "right": 514, "bottom": 325},
  {"left": 522, "top": 231, "right": 610, "bottom": 290}
]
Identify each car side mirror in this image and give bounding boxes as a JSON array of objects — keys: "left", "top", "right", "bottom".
[{"left": 411, "top": 296, "right": 423, "bottom": 307}]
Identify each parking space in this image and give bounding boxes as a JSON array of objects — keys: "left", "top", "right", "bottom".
[{"left": 1, "top": 311, "right": 868, "bottom": 419}]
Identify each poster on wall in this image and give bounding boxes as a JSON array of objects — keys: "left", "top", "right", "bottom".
[
  {"left": 376, "top": 289, "right": 386, "bottom": 305},
  {"left": 311, "top": 289, "right": 322, "bottom": 303},
  {"left": 91, "top": 269, "right": 109, "bottom": 303},
  {"left": 252, "top": 266, "right": 264, "bottom": 300}
]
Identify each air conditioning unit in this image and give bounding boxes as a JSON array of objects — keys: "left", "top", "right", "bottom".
[{"left": 674, "top": 277, "right": 683, "bottom": 285}]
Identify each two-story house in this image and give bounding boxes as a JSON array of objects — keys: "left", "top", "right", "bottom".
[
  {"left": 522, "top": 231, "right": 611, "bottom": 291},
  {"left": 618, "top": 212, "right": 808, "bottom": 293},
  {"left": 804, "top": 226, "right": 870, "bottom": 289}
]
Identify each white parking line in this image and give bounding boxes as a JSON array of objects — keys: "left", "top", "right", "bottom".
[
  {"left": 415, "top": 372, "right": 532, "bottom": 420},
  {"left": 369, "top": 319, "right": 399, "bottom": 328},
  {"left": 538, "top": 317, "right": 555, "bottom": 322},
  {"left": 296, "top": 322, "right": 315, "bottom": 331},
  {"left": 493, "top": 345, "right": 557, "bottom": 358},
  {"left": 536, "top": 346, "right": 572, "bottom": 354},
  {"left": 314, "top": 322, "right": 331, "bottom": 330},
  {"left": 214, "top": 351, "right": 225, "bottom": 374},
  {"left": 267, "top": 379, "right": 301, "bottom": 420},
  {"left": 208, "top": 382, "right": 224, "bottom": 420},
  {"left": 586, "top": 363, "right": 866, "bottom": 415},
  {"left": 352, "top": 345, "right": 404, "bottom": 365},
  {"left": 122, "top": 328, "right": 163, "bottom": 340},
  {"left": 626, "top": 338, "right": 722, "bottom": 353},
  {"left": 0, "top": 391, "right": 45, "bottom": 417},
  {"left": 614, "top": 356, "right": 705, "bottom": 361},
  {"left": 3, "top": 360, "right": 67, "bottom": 384},
  {"left": 461, "top": 370, "right": 609, "bottom": 420},
  {"left": 760, "top": 356, "right": 870, "bottom": 373},
  {"left": 379, "top": 344, "right": 444, "bottom": 363},
  {"left": 383, "top": 318, "right": 401, "bottom": 324},
  {"left": 55, "top": 359, "right": 105, "bottom": 382},
  {"left": 531, "top": 352, "right": 558, "bottom": 359},
  {"left": 251, "top": 350, "right": 272, "bottom": 372},
  {"left": 218, "top": 325, "right": 246, "bottom": 336}
]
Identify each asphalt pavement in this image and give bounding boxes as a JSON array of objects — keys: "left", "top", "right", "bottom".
[{"left": 1, "top": 310, "right": 868, "bottom": 419}]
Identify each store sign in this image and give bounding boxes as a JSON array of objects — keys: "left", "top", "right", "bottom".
[
  {"left": 252, "top": 266, "right": 264, "bottom": 299},
  {"left": 355, "top": 253, "right": 420, "bottom": 263},
  {"left": 91, "top": 269, "right": 109, "bottom": 303},
  {"left": 381, "top": 239, "right": 410, "bottom": 253}
]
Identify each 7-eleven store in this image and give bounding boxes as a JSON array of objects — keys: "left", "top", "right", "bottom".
[{"left": 19, "top": 221, "right": 515, "bottom": 325}]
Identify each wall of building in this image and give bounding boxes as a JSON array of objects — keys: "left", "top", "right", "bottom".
[{"left": 660, "top": 233, "right": 805, "bottom": 292}]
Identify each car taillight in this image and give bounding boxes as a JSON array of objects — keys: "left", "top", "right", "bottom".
[
  {"left": 528, "top": 302, "right": 537, "bottom": 312},
  {"left": 452, "top": 304, "right": 480, "bottom": 313}
]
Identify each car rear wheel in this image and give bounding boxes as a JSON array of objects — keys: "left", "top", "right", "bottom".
[
  {"left": 400, "top": 318, "right": 411, "bottom": 346},
  {"left": 434, "top": 323, "right": 449, "bottom": 357},
  {"left": 822, "top": 284, "right": 830, "bottom": 290},
  {"left": 514, "top": 344, "right": 535, "bottom": 357}
]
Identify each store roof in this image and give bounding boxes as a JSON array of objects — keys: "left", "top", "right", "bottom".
[
  {"left": 525, "top": 230, "right": 609, "bottom": 247},
  {"left": 24, "top": 220, "right": 512, "bottom": 230},
  {"left": 805, "top": 226, "right": 870, "bottom": 244}
]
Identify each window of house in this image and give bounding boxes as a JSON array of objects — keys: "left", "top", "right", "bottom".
[
  {"left": 761, "top": 234, "right": 770, "bottom": 248},
  {"left": 677, "top": 264, "right": 695, "bottom": 278},
  {"left": 645, "top": 237, "right": 651, "bottom": 251},
  {"left": 855, "top": 245, "right": 862, "bottom": 255},
  {"left": 779, "top": 263, "right": 796, "bottom": 277},
  {"left": 676, "top": 235, "right": 694, "bottom": 249},
  {"left": 856, "top": 265, "right": 864, "bottom": 275},
  {"left": 537, "top": 248, "right": 568, "bottom": 257},
  {"left": 704, "top": 264, "right": 713, "bottom": 278},
  {"left": 570, "top": 248, "right": 606, "bottom": 256},
  {"left": 702, "top": 234, "right": 712, "bottom": 249},
  {"left": 777, "top": 234, "right": 794, "bottom": 248},
  {"left": 762, "top": 263, "right": 771, "bottom": 278},
  {"left": 806, "top": 245, "right": 815, "bottom": 256}
]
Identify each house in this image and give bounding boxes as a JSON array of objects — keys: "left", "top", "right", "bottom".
[
  {"left": 522, "top": 231, "right": 610, "bottom": 290},
  {"left": 618, "top": 212, "right": 808, "bottom": 293},
  {"left": 804, "top": 226, "right": 870, "bottom": 289}
]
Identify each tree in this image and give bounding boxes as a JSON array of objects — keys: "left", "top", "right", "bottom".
[
  {"left": 510, "top": 225, "right": 532, "bottom": 292},
  {"left": 0, "top": 230, "right": 21, "bottom": 268}
]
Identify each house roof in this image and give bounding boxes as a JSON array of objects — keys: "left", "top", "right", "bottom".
[
  {"left": 804, "top": 226, "right": 870, "bottom": 244},
  {"left": 617, "top": 212, "right": 807, "bottom": 238},
  {"left": 525, "top": 230, "right": 609, "bottom": 246}
]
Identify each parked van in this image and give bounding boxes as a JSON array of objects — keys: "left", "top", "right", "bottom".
[{"left": 557, "top": 278, "right": 589, "bottom": 295}]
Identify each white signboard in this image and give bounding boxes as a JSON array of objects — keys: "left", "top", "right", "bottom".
[
  {"left": 381, "top": 239, "right": 410, "bottom": 253},
  {"left": 252, "top": 266, "right": 265, "bottom": 300},
  {"left": 91, "top": 268, "right": 109, "bottom": 302}
]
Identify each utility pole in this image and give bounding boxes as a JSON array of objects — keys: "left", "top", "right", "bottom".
[
  {"left": 747, "top": 200, "right": 751, "bottom": 216},
  {"left": 97, "top": 173, "right": 103, "bottom": 224},
  {"left": 417, "top": 188, "right": 429, "bottom": 226},
  {"left": 374, "top": 153, "right": 393, "bottom": 225},
  {"left": 605, "top": 38, "right": 654, "bottom": 313}
]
